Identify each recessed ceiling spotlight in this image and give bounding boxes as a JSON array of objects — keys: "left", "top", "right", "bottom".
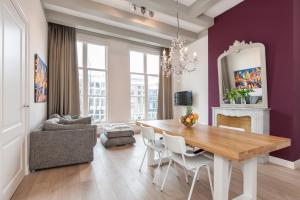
[
  {"left": 149, "top": 10, "right": 154, "bottom": 18},
  {"left": 141, "top": 6, "right": 146, "bottom": 15},
  {"left": 131, "top": 4, "right": 154, "bottom": 18}
]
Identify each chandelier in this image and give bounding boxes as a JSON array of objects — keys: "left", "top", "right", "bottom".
[{"left": 161, "top": 0, "right": 200, "bottom": 77}]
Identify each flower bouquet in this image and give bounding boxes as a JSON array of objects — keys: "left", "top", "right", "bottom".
[{"left": 180, "top": 106, "right": 199, "bottom": 127}]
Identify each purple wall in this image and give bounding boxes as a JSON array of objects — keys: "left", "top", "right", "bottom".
[
  {"left": 208, "top": 0, "right": 300, "bottom": 161},
  {"left": 292, "top": 0, "right": 300, "bottom": 161}
]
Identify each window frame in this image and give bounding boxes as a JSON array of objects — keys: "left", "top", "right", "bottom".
[
  {"left": 77, "top": 34, "right": 109, "bottom": 123},
  {"left": 129, "top": 46, "right": 160, "bottom": 121}
]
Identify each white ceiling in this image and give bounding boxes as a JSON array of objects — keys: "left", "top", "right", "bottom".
[
  {"left": 42, "top": 0, "right": 244, "bottom": 46},
  {"left": 176, "top": 0, "right": 197, "bottom": 7},
  {"left": 93, "top": 0, "right": 205, "bottom": 32},
  {"left": 205, "top": 0, "right": 244, "bottom": 18}
]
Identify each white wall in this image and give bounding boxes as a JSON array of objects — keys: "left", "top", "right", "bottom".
[
  {"left": 108, "top": 39, "right": 131, "bottom": 122},
  {"left": 173, "top": 35, "right": 209, "bottom": 125},
  {"left": 18, "top": 0, "right": 48, "bottom": 129}
]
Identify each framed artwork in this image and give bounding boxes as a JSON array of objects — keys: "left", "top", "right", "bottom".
[
  {"left": 34, "top": 54, "right": 47, "bottom": 102},
  {"left": 234, "top": 67, "right": 262, "bottom": 89}
]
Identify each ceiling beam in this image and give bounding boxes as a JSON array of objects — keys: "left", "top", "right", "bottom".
[
  {"left": 189, "top": 0, "right": 220, "bottom": 18},
  {"left": 43, "top": 0, "right": 198, "bottom": 42},
  {"left": 45, "top": 9, "right": 172, "bottom": 47},
  {"left": 126, "top": 0, "right": 214, "bottom": 27}
]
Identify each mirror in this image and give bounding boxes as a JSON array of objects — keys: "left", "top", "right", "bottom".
[{"left": 218, "top": 41, "right": 268, "bottom": 108}]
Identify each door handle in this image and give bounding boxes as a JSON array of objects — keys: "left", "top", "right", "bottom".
[{"left": 23, "top": 105, "right": 30, "bottom": 108}]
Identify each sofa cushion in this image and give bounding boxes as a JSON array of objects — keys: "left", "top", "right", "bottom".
[
  {"left": 62, "top": 115, "right": 80, "bottom": 120},
  {"left": 59, "top": 117, "right": 91, "bottom": 125},
  {"left": 104, "top": 129, "right": 134, "bottom": 138},
  {"left": 100, "top": 134, "right": 135, "bottom": 148},
  {"left": 45, "top": 117, "right": 60, "bottom": 124},
  {"left": 62, "top": 115, "right": 73, "bottom": 120}
]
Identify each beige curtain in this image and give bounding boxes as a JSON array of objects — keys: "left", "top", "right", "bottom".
[
  {"left": 47, "top": 23, "right": 80, "bottom": 117},
  {"left": 157, "top": 48, "right": 173, "bottom": 119}
]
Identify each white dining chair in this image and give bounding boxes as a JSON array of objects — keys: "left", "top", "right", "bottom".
[
  {"left": 160, "top": 132, "right": 214, "bottom": 200},
  {"left": 139, "top": 125, "right": 165, "bottom": 184}
]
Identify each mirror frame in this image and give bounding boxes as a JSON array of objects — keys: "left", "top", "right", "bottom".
[{"left": 217, "top": 40, "right": 268, "bottom": 108}]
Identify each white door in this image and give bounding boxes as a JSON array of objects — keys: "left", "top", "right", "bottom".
[{"left": 0, "top": 0, "right": 27, "bottom": 199}]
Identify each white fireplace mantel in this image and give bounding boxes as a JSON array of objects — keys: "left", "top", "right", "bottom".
[
  {"left": 212, "top": 107, "right": 270, "bottom": 135},
  {"left": 212, "top": 107, "right": 270, "bottom": 163}
]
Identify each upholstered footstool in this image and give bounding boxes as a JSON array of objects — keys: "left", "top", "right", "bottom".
[{"left": 100, "top": 124, "right": 136, "bottom": 148}]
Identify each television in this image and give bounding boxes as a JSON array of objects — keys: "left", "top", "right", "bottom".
[{"left": 175, "top": 91, "right": 193, "bottom": 106}]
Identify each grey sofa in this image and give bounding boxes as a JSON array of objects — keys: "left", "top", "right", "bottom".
[{"left": 29, "top": 115, "right": 97, "bottom": 171}]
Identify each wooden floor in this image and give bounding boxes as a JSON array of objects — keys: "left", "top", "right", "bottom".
[{"left": 12, "top": 135, "right": 300, "bottom": 200}]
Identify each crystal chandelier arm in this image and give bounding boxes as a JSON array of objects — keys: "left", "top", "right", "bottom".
[{"left": 176, "top": 0, "right": 180, "bottom": 39}]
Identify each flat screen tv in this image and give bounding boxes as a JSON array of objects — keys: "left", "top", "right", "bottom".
[{"left": 175, "top": 91, "right": 193, "bottom": 106}]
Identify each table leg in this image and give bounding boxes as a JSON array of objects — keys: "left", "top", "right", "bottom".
[
  {"left": 233, "top": 157, "right": 257, "bottom": 200},
  {"left": 214, "top": 154, "right": 230, "bottom": 200}
]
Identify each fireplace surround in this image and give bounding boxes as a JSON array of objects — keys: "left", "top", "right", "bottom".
[{"left": 212, "top": 107, "right": 270, "bottom": 162}]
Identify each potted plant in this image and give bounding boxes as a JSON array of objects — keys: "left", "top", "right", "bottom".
[
  {"left": 237, "top": 88, "right": 254, "bottom": 104},
  {"left": 224, "top": 88, "right": 239, "bottom": 104},
  {"left": 180, "top": 106, "right": 199, "bottom": 127}
]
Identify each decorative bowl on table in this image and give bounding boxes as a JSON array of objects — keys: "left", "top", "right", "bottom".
[{"left": 180, "top": 106, "right": 199, "bottom": 127}]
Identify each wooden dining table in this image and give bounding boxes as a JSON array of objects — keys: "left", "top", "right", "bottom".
[{"left": 137, "top": 120, "right": 291, "bottom": 200}]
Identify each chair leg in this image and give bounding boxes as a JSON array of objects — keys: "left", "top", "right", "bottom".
[
  {"left": 160, "top": 160, "right": 172, "bottom": 191},
  {"left": 184, "top": 168, "right": 189, "bottom": 184},
  {"left": 206, "top": 165, "right": 214, "bottom": 198},
  {"left": 139, "top": 148, "right": 148, "bottom": 171},
  {"left": 187, "top": 167, "right": 200, "bottom": 200},
  {"left": 152, "top": 152, "right": 162, "bottom": 184},
  {"left": 228, "top": 161, "right": 233, "bottom": 191}
]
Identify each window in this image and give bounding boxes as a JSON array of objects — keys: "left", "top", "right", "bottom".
[
  {"left": 77, "top": 40, "right": 107, "bottom": 123},
  {"left": 130, "top": 50, "right": 160, "bottom": 120}
]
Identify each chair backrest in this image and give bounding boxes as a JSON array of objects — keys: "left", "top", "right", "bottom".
[
  {"left": 163, "top": 131, "right": 186, "bottom": 155},
  {"left": 140, "top": 125, "right": 156, "bottom": 143}
]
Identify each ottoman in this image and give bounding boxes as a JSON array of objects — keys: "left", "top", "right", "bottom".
[{"left": 100, "top": 124, "right": 136, "bottom": 148}]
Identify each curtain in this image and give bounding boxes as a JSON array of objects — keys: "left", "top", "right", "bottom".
[
  {"left": 157, "top": 48, "right": 173, "bottom": 120},
  {"left": 47, "top": 23, "right": 80, "bottom": 117}
]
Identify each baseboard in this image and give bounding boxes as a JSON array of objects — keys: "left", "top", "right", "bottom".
[
  {"left": 295, "top": 159, "right": 300, "bottom": 169},
  {"left": 269, "top": 156, "right": 300, "bottom": 169}
]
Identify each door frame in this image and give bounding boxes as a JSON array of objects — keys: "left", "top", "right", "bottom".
[{"left": 9, "top": 0, "right": 30, "bottom": 175}]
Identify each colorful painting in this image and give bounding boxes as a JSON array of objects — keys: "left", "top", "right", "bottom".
[
  {"left": 34, "top": 54, "right": 47, "bottom": 102},
  {"left": 234, "top": 67, "right": 262, "bottom": 89}
]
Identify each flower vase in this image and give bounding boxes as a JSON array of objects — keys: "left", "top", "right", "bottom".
[
  {"left": 230, "top": 99, "right": 235, "bottom": 104},
  {"left": 241, "top": 96, "right": 246, "bottom": 104}
]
